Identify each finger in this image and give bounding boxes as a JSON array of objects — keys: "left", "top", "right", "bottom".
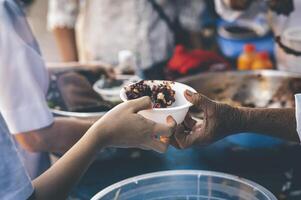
[
  {"left": 169, "top": 124, "right": 185, "bottom": 149},
  {"left": 153, "top": 124, "right": 173, "bottom": 137},
  {"left": 184, "top": 90, "right": 212, "bottom": 109},
  {"left": 153, "top": 116, "right": 177, "bottom": 137},
  {"left": 174, "top": 128, "right": 199, "bottom": 149},
  {"left": 183, "top": 113, "right": 197, "bottom": 130},
  {"left": 189, "top": 126, "right": 212, "bottom": 146},
  {"left": 167, "top": 115, "right": 177, "bottom": 132},
  {"left": 169, "top": 137, "right": 180, "bottom": 149},
  {"left": 147, "top": 139, "right": 169, "bottom": 153},
  {"left": 128, "top": 96, "right": 152, "bottom": 113}
]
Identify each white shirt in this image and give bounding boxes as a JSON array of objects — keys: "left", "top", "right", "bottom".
[
  {"left": 0, "top": 0, "right": 53, "bottom": 134},
  {"left": 0, "top": 0, "right": 53, "bottom": 183},
  {"left": 47, "top": 0, "right": 205, "bottom": 69}
]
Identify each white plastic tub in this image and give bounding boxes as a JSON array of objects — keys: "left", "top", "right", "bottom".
[{"left": 92, "top": 170, "right": 277, "bottom": 200}]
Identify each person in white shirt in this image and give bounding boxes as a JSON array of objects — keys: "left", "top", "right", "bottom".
[
  {"left": 0, "top": 0, "right": 99, "bottom": 178},
  {"left": 172, "top": 90, "right": 300, "bottom": 149},
  {"left": 47, "top": 0, "right": 206, "bottom": 78}
]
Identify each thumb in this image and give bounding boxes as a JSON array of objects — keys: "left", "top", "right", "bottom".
[
  {"left": 184, "top": 90, "right": 212, "bottom": 109},
  {"left": 128, "top": 96, "right": 152, "bottom": 113},
  {"left": 153, "top": 116, "right": 177, "bottom": 137}
]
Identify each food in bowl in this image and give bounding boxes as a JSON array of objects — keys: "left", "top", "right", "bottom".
[
  {"left": 120, "top": 80, "right": 196, "bottom": 125},
  {"left": 124, "top": 80, "right": 176, "bottom": 108}
]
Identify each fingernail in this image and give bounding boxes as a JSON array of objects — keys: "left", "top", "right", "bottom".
[
  {"left": 166, "top": 115, "right": 173, "bottom": 123},
  {"left": 185, "top": 90, "right": 193, "bottom": 97}
]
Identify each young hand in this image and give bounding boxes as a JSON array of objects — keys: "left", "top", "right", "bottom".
[{"left": 92, "top": 96, "right": 176, "bottom": 153}]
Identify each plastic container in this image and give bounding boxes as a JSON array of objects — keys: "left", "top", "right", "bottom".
[
  {"left": 276, "top": 43, "right": 301, "bottom": 73},
  {"left": 92, "top": 170, "right": 277, "bottom": 200},
  {"left": 276, "top": 27, "right": 301, "bottom": 73},
  {"left": 238, "top": 44, "right": 256, "bottom": 70},
  {"left": 93, "top": 75, "right": 140, "bottom": 102},
  {"left": 282, "top": 27, "right": 301, "bottom": 52},
  {"left": 252, "top": 52, "right": 273, "bottom": 70},
  {"left": 217, "top": 21, "right": 274, "bottom": 59},
  {"left": 120, "top": 81, "right": 196, "bottom": 125}
]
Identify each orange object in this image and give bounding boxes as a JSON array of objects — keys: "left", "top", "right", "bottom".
[
  {"left": 251, "top": 52, "right": 273, "bottom": 70},
  {"left": 160, "top": 136, "right": 169, "bottom": 144},
  {"left": 237, "top": 44, "right": 256, "bottom": 70}
]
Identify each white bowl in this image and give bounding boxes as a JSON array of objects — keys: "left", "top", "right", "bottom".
[
  {"left": 93, "top": 75, "right": 140, "bottom": 102},
  {"left": 282, "top": 27, "right": 301, "bottom": 52},
  {"left": 120, "top": 80, "right": 197, "bottom": 125}
]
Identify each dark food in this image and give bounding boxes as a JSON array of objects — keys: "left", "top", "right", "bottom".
[
  {"left": 268, "top": 0, "right": 294, "bottom": 16},
  {"left": 229, "top": 0, "right": 253, "bottom": 10},
  {"left": 125, "top": 80, "right": 176, "bottom": 108},
  {"left": 225, "top": 25, "right": 255, "bottom": 35},
  {"left": 212, "top": 76, "right": 301, "bottom": 109},
  {"left": 268, "top": 78, "right": 301, "bottom": 108}
]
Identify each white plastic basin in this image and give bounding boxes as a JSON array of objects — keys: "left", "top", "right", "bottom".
[{"left": 92, "top": 170, "right": 277, "bottom": 200}]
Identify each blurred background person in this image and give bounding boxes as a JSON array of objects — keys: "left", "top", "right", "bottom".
[{"left": 47, "top": 0, "right": 206, "bottom": 79}]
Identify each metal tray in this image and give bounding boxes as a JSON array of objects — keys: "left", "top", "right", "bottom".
[
  {"left": 178, "top": 70, "right": 301, "bottom": 108},
  {"left": 47, "top": 66, "right": 112, "bottom": 119}
]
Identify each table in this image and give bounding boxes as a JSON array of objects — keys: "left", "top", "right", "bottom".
[{"left": 70, "top": 137, "right": 301, "bottom": 200}]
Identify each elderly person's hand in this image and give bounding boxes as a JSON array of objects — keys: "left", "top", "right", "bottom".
[
  {"left": 172, "top": 90, "right": 300, "bottom": 149},
  {"left": 92, "top": 96, "right": 176, "bottom": 153},
  {"left": 171, "top": 90, "right": 241, "bottom": 149}
]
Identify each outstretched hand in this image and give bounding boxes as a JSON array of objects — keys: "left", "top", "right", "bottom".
[
  {"left": 171, "top": 90, "right": 240, "bottom": 149},
  {"left": 93, "top": 96, "right": 177, "bottom": 153}
]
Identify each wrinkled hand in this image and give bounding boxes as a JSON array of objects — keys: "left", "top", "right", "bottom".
[
  {"left": 93, "top": 97, "right": 176, "bottom": 153},
  {"left": 172, "top": 90, "right": 240, "bottom": 149}
]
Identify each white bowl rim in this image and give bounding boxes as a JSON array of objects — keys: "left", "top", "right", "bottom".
[
  {"left": 283, "top": 27, "right": 301, "bottom": 42},
  {"left": 93, "top": 75, "right": 141, "bottom": 96},
  {"left": 120, "top": 80, "right": 196, "bottom": 111},
  {"left": 91, "top": 170, "right": 277, "bottom": 200},
  {"left": 93, "top": 81, "right": 121, "bottom": 95}
]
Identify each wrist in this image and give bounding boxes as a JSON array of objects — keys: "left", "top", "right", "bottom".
[
  {"left": 86, "top": 121, "right": 111, "bottom": 149},
  {"left": 233, "top": 107, "right": 251, "bottom": 133},
  {"left": 221, "top": 105, "right": 249, "bottom": 136}
]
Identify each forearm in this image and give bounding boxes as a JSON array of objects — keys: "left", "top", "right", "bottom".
[
  {"left": 15, "top": 117, "right": 93, "bottom": 153},
  {"left": 235, "top": 107, "right": 299, "bottom": 142},
  {"left": 53, "top": 27, "right": 78, "bottom": 62},
  {"left": 32, "top": 123, "right": 108, "bottom": 200}
]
